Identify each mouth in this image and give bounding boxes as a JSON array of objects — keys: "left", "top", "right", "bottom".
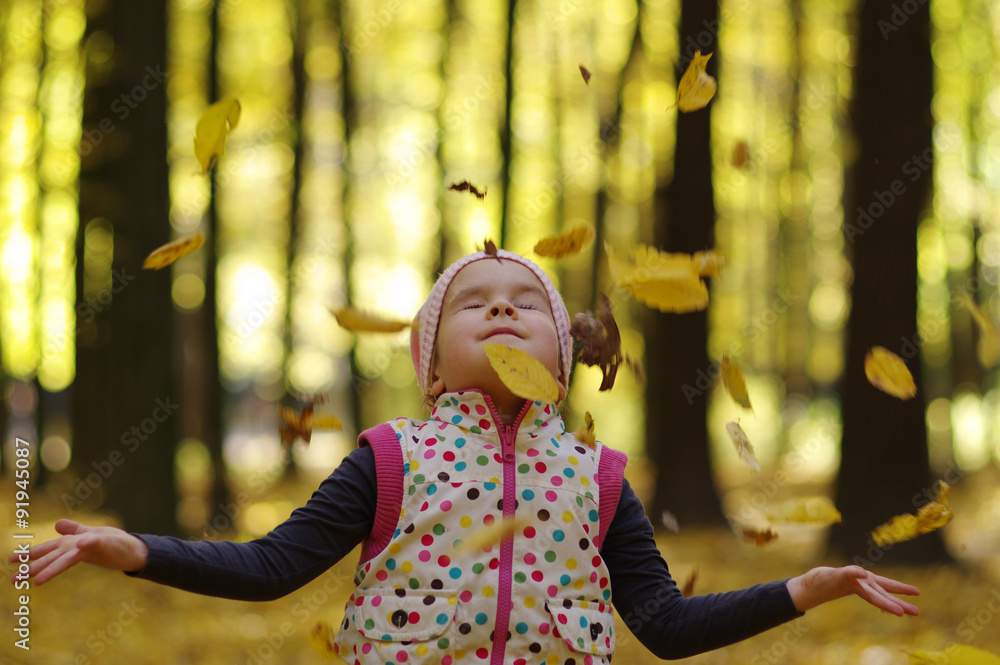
[{"left": 483, "top": 327, "right": 521, "bottom": 340}]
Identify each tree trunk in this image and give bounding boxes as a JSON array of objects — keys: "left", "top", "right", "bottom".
[
  {"left": 645, "top": 0, "right": 726, "bottom": 527},
  {"left": 829, "top": 0, "right": 950, "bottom": 563},
  {"left": 75, "top": 0, "right": 180, "bottom": 535}
]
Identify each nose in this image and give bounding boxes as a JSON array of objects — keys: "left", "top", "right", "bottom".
[{"left": 487, "top": 299, "right": 516, "bottom": 319}]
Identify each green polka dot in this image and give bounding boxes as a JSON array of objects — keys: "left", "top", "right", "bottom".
[
  {"left": 514, "top": 572, "right": 526, "bottom": 583},
  {"left": 433, "top": 523, "right": 446, "bottom": 535},
  {"left": 518, "top": 463, "right": 530, "bottom": 473},
  {"left": 409, "top": 578, "right": 420, "bottom": 589},
  {"left": 471, "top": 426, "right": 482, "bottom": 434},
  {"left": 438, "top": 638, "right": 450, "bottom": 648},
  {"left": 413, "top": 474, "right": 425, "bottom": 483},
  {"left": 545, "top": 550, "right": 557, "bottom": 562},
  {"left": 364, "top": 618, "right": 375, "bottom": 630},
  {"left": 472, "top": 562, "right": 485, "bottom": 574},
  {"left": 476, "top": 455, "right": 489, "bottom": 466}
]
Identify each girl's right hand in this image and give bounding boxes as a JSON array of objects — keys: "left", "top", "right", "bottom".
[{"left": 9, "top": 519, "right": 149, "bottom": 585}]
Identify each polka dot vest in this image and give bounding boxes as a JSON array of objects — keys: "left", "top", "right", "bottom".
[{"left": 334, "top": 391, "right": 628, "bottom": 665}]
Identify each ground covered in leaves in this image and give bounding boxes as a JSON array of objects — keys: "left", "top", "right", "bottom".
[{"left": 4, "top": 467, "right": 999, "bottom": 665}]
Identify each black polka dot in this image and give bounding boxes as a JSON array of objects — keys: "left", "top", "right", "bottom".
[
  {"left": 438, "top": 471, "right": 450, "bottom": 482},
  {"left": 563, "top": 599, "right": 573, "bottom": 608},
  {"left": 431, "top": 579, "right": 444, "bottom": 590},
  {"left": 537, "top": 509, "right": 550, "bottom": 521},
  {"left": 467, "top": 488, "right": 480, "bottom": 500},
  {"left": 394, "top": 588, "right": 407, "bottom": 597},
  {"left": 423, "top": 595, "right": 436, "bottom": 605},
  {"left": 404, "top": 523, "right": 416, "bottom": 534},
  {"left": 529, "top": 642, "right": 542, "bottom": 653},
  {"left": 575, "top": 445, "right": 587, "bottom": 454},
  {"left": 579, "top": 538, "right": 589, "bottom": 550},
  {"left": 459, "top": 623, "right": 472, "bottom": 635}
]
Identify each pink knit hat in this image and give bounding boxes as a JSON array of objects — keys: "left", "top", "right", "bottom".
[{"left": 410, "top": 249, "right": 573, "bottom": 397}]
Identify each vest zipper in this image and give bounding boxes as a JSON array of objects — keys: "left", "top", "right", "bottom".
[{"left": 485, "top": 397, "right": 530, "bottom": 665}]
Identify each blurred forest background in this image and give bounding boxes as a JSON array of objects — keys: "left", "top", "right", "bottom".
[{"left": 2, "top": 0, "right": 1000, "bottom": 663}]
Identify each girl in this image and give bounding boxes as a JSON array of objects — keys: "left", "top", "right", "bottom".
[{"left": 15, "top": 249, "right": 918, "bottom": 664}]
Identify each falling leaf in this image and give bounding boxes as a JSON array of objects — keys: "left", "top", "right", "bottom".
[
  {"left": 674, "top": 51, "right": 717, "bottom": 113},
  {"left": 448, "top": 180, "right": 487, "bottom": 200},
  {"left": 659, "top": 510, "right": 680, "bottom": 533},
  {"left": 194, "top": 96, "right": 241, "bottom": 173},
  {"left": 907, "top": 645, "right": 1000, "bottom": 665},
  {"left": 570, "top": 293, "right": 623, "bottom": 391},
  {"left": 278, "top": 394, "right": 343, "bottom": 446},
  {"left": 483, "top": 238, "right": 502, "bottom": 262},
  {"left": 871, "top": 480, "right": 952, "bottom": 547},
  {"left": 692, "top": 250, "right": 728, "bottom": 278},
  {"left": 720, "top": 352, "right": 753, "bottom": 411},
  {"left": 574, "top": 411, "right": 596, "bottom": 448},
  {"left": 458, "top": 515, "right": 533, "bottom": 552},
  {"left": 763, "top": 497, "right": 842, "bottom": 526},
  {"left": 741, "top": 527, "right": 778, "bottom": 546},
  {"left": 331, "top": 306, "right": 411, "bottom": 333},
  {"left": 483, "top": 343, "right": 560, "bottom": 403},
  {"left": 579, "top": 64, "right": 592, "bottom": 85},
  {"left": 725, "top": 421, "right": 760, "bottom": 472},
  {"left": 681, "top": 566, "right": 699, "bottom": 597},
  {"left": 309, "top": 619, "right": 338, "bottom": 659},
  {"left": 864, "top": 345, "right": 917, "bottom": 399},
  {"left": 613, "top": 244, "right": 711, "bottom": 313},
  {"left": 732, "top": 140, "right": 749, "bottom": 169},
  {"left": 142, "top": 231, "right": 205, "bottom": 270},
  {"left": 956, "top": 294, "right": 1000, "bottom": 368},
  {"left": 533, "top": 224, "right": 595, "bottom": 259}
]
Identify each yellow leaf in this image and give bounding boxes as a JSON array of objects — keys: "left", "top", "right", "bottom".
[
  {"left": 680, "top": 565, "right": 699, "bottom": 597},
  {"left": 864, "top": 345, "right": 917, "bottom": 400},
  {"left": 309, "top": 619, "right": 338, "bottom": 659},
  {"left": 457, "top": 515, "right": 533, "bottom": 553},
  {"left": 142, "top": 231, "right": 205, "bottom": 270},
  {"left": 871, "top": 480, "right": 952, "bottom": 547},
  {"left": 574, "top": 411, "right": 596, "bottom": 448},
  {"left": 675, "top": 51, "right": 717, "bottom": 112},
  {"left": 907, "top": 646, "right": 1000, "bottom": 665},
  {"left": 194, "top": 96, "right": 241, "bottom": 173},
  {"left": 483, "top": 343, "right": 560, "bottom": 403},
  {"left": 278, "top": 401, "right": 343, "bottom": 446},
  {"left": 332, "top": 306, "right": 412, "bottom": 333},
  {"left": 956, "top": 294, "right": 1000, "bottom": 368},
  {"left": 611, "top": 244, "right": 713, "bottom": 312},
  {"left": 725, "top": 421, "right": 760, "bottom": 472},
  {"left": 763, "top": 497, "right": 842, "bottom": 525},
  {"left": 721, "top": 352, "right": 753, "bottom": 411},
  {"left": 692, "top": 250, "right": 728, "bottom": 278},
  {"left": 533, "top": 224, "right": 595, "bottom": 259}
]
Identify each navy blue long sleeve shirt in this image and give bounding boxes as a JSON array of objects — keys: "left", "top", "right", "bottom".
[{"left": 129, "top": 445, "right": 802, "bottom": 659}]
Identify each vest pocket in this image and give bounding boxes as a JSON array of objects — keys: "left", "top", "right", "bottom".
[
  {"left": 354, "top": 589, "right": 459, "bottom": 643},
  {"left": 545, "top": 599, "right": 616, "bottom": 656}
]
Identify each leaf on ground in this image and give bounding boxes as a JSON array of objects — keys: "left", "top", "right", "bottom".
[
  {"left": 725, "top": 420, "right": 760, "bottom": 472},
  {"left": 483, "top": 343, "right": 560, "bottom": 403},
  {"left": 763, "top": 496, "right": 842, "bottom": 526},
  {"left": 534, "top": 224, "right": 595, "bottom": 259},
  {"left": 331, "top": 306, "right": 411, "bottom": 333},
  {"left": 142, "top": 231, "right": 205, "bottom": 270},
  {"left": 674, "top": 51, "right": 717, "bottom": 112},
  {"left": 870, "top": 480, "right": 953, "bottom": 547},
  {"left": 907, "top": 645, "right": 1000, "bottom": 665},
  {"left": 864, "top": 345, "right": 917, "bottom": 399},
  {"left": 721, "top": 352, "right": 753, "bottom": 411},
  {"left": 194, "top": 96, "right": 241, "bottom": 173}
]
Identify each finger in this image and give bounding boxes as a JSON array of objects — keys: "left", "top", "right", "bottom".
[
  {"left": 857, "top": 580, "right": 904, "bottom": 616},
  {"left": 871, "top": 574, "right": 920, "bottom": 596},
  {"left": 54, "top": 519, "right": 86, "bottom": 536},
  {"left": 34, "top": 547, "right": 85, "bottom": 586},
  {"left": 10, "top": 537, "right": 63, "bottom": 563}
]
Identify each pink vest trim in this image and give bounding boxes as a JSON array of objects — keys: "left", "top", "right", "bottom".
[
  {"left": 357, "top": 423, "right": 404, "bottom": 562},
  {"left": 595, "top": 447, "right": 628, "bottom": 551}
]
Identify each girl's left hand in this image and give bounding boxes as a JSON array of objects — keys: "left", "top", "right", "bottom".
[{"left": 786, "top": 565, "right": 919, "bottom": 616}]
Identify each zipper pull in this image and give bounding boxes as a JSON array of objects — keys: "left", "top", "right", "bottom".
[{"left": 502, "top": 426, "right": 516, "bottom": 462}]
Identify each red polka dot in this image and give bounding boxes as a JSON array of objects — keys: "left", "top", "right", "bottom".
[
  {"left": 440, "top": 500, "right": 452, "bottom": 511},
  {"left": 532, "top": 570, "right": 544, "bottom": 582},
  {"left": 489, "top": 558, "right": 499, "bottom": 569},
  {"left": 396, "top": 650, "right": 408, "bottom": 661},
  {"left": 461, "top": 404, "right": 471, "bottom": 414},
  {"left": 591, "top": 556, "right": 602, "bottom": 567},
  {"left": 550, "top": 476, "right": 563, "bottom": 486},
  {"left": 545, "top": 491, "right": 557, "bottom": 502},
  {"left": 376, "top": 570, "right": 388, "bottom": 581},
  {"left": 361, "top": 643, "right": 372, "bottom": 654},
  {"left": 355, "top": 597, "right": 365, "bottom": 606},
  {"left": 590, "top": 571, "right": 598, "bottom": 582},
  {"left": 599, "top": 577, "right": 609, "bottom": 588},
  {"left": 547, "top": 585, "right": 558, "bottom": 597},
  {"left": 557, "top": 614, "right": 568, "bottom": 624},
  {"left": 421, "top": 534, "right": 434, "bottom": 546},
  {"left": 420, "top": 501, "right": 430, "bottom": 511},
  {"left": 371, "top": 596, "right": 382, "bottom": 606},
  {"left": 425, "top": 437, "right": 437, "bottom": 446},
  {"left": 478, "top": 419, "right": 491, "bottom": 430},
  {"left": 438, "top": 555, "right": 451, "bottom": 567},
  {"left": 483, "top": 514, "right": 495, "bottom": 526},
  {"left": 523, "top": 526, "right": 536, "bottom": 538},
  {"left": 460, "top": 590, "right": 473, "bottom": 602},
  {"left": 494, "top": 453, "right": 503, "bottom": 464},
  {"left": 443, "top": 658, "right": 453, "bottom": 665},
  {"left": 539, "top": 623, "right": 550, "bottom": 635},
  {"left": 409, "top": 611, "right": 420, "bottom": 624},
  {"left": 526, "top": 448, "right": 539, "bottom": 457},
  {"left": 535, "top": 462, "right": 547, "bottom": 473},
  {"left": 476, "top": 648, "right": 489, "bottom": 659},
  {"left": 475, "top": 404, "right": 487, "bottom": 415},
  {"left": 524, "top": 553, "right": 536, "bottom": 564},
  {"left": 444, "top": 451, "right": 455, "bottom": 461},
  {"left": 418, "top": 550, "right": 431, "bottom": 562}
]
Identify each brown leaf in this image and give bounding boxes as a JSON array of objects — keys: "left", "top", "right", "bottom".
[
  {"left": 681, "top": 565, "right": 699, "bottom": 597},
  {"left": 277, "top": 394, "right": 342, "bottom": 447},
  {"left": 449, "top": 180, "right": 487, "bottom": 200},
  {"left": 579, "top": 64, "right": 592, "bottom": 85},
  {"left": 741, "top": 527, "right": 778, "bottom": 546},
  {"left": 570, "top": 293, "right": 623, "bottom": 391}
]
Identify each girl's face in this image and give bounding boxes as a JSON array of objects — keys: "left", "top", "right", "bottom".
[{"left": 429, "top": 259, "right": 565, "bottom": 413}]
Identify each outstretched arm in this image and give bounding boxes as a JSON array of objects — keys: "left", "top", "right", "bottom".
[
  {"left": 10, "top": 519, "right": 148, "bottom": 585},
  {"left": 785, "top": 565, "right": 919, "bottom": 616}
]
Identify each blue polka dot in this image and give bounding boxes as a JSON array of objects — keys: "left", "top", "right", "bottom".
[
  {"left": 449, "top": 567, "right": 462, "bottom": 579},
  {"left": 427, "top": 484, "right": 438, "bottom": 495},
  {"left": 455, "top": 437, "right": 466, "bottom": 448},
  {"left": 455, "top": 461, "right": 467, "bottom": 471},
  {"left": 589, "top": 509, "right": 599, "bottom": 521},
  {"left": 515, "top": 622, "right": 528, "bottom": 635},
  {"left": 484, "top": 482, "right": 496, "bottom": 491},
  {"left": 552, "top": 530, "right": 565, "bottom": 542},
  {"left": 452, "top": 415, "right": 462, "bottom": 424},
  {"left": 475, "top": 613, "right": 488, "bottom": 625},
  {"left": 579, "top": 616, "right": 588, "bottom": 628},
  {"left": 386, "top": 559, "right": 397, "bottom": 570},
  {"left": 437, "top": 613, "right": 449, "bottom": 625},
  {"left": 563, "top": 468, "right": 575, "bottom": 478},
  {"left": 403, "top": 462, "right": 411, "bottom": 473},
  {"left": 522, "top": 489, "right": 535, "bottom": 501},
  {"left": 560, "top": 574, "right": 571, "bottom": 586}
]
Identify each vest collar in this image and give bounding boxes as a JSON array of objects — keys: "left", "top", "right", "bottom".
[{"left": 429, "top": 390, "right": 565, "bottom": 439}]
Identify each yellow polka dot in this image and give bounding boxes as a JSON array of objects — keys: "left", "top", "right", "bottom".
[
  {"left": 581, "top": 477, "right": 590, "bottom": 487},
  {"left": 562, "top": 511, "right": 574, "bottom": 523},
  {"left": 580, "top": 600, "right": 588, "bottom": 609},
  {"left": 566, "top": 558, "right": 577, "bottom": 570},
  {"left": 402, "top": 561, "right": 413, "bottom": 573},
  {"left": 410, "top": 460, "right": 420, "bottom": 470},
  {"left": 568, "top": 455, "right": 579, "bottom": 466},
  {"left": 547, "top": 655, "right": 560, "bottom": 664},
  {"left": 417, "top": 644, "right": 429, "bottom": 657},
  {"left": 455, "top": 650, "right": 466, "bottom": 660},
  {"left": 460, "top": 516, "right": 473, "bottom": 528},
  {"left": 448, "top": 596, "right": 458, "bottom": 605},
  {"left": 389, "top": 543, "right": 402, "bottom": 554},
  {"left": 574, "top": 580, "right": 584, "bottom": 590},
  {"left": 524, "top": 597, "right": 536, "bottom": 609},
  {"left": 489, "top": 477, "right": 500, "bottom": 484},
  {"left": 483, "top": 586, "right": 494, "bottom": 598}
]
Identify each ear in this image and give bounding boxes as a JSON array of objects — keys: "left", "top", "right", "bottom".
[
  {"left": 429, "top": 369, "right": 446, "bottom": 398},
  {"left": 556, "top": 372, "right": 567, "bottom": 402}
]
